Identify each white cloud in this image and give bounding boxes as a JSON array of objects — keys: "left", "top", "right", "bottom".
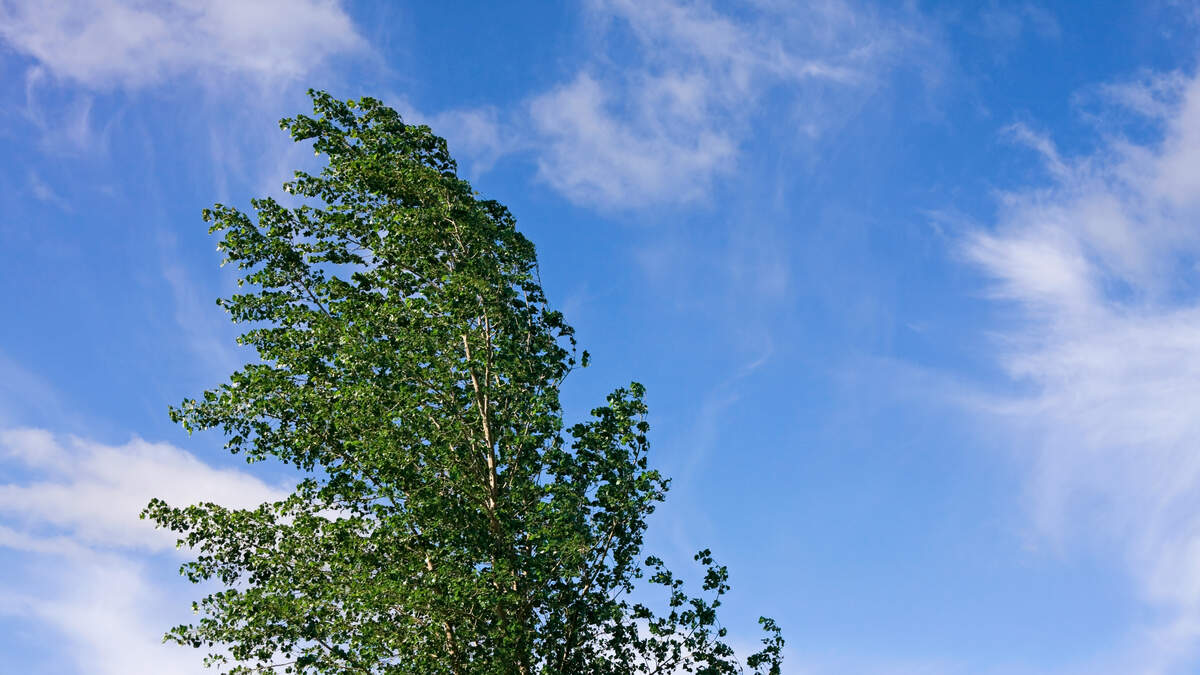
[
  {"left": 0, "top": 428, "right": 287, "bottom": 673},
  {"left": 966, "top": 68, "right": 1200, "bottom": 671},
  {"left": 0, "top": 428, "right": 285, "bottom": 551},
  {"left": 529, "top": 72, "right": 738, "bottom": 207},
  {"left": 0, "top": 0, "right": 365, "bottom": 89},
  {"left": 523, "top": 0, "right": 938, "bottom": 208}
]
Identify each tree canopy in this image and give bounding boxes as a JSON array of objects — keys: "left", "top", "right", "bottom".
[{"left": 144, "top": 90, "right": 783, "bottom": 675}]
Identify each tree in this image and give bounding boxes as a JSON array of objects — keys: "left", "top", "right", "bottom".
[{"left": 144, "top": 90, "right": 784, "bottom": 675}]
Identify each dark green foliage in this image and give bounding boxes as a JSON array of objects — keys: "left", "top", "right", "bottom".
[{"left": 143, "top": 90, "right": 783, "bottom": 675}]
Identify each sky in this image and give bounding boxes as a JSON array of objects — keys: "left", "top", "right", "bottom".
[{"left": 3, "top": 1, "right": 1200, "bottom": 673}]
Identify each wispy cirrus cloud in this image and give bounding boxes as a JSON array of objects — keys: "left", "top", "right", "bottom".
[{"left": 966, "top": 68, "right": 1200, "bottom": 672}]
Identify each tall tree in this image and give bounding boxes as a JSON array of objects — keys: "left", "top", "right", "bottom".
[{"left": 144, "top": 91, "right": 783, "bottom": 675}]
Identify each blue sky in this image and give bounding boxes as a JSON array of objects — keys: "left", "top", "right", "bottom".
[{"left": 3, "top": 1, "right": 1200, "bottom": 673}]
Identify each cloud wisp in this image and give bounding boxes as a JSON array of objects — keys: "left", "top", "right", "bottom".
[{"left": 966, "top": 69, "right": 1200, "bottom": 672}]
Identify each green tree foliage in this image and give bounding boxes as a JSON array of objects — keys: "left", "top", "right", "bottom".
[{"left": 143, "top": 91, "right": 784, "bottom": 675}]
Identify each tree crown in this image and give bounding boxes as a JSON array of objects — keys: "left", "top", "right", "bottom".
[{"left": 144, "top": 90, "right": 783, "bottom": 675}]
